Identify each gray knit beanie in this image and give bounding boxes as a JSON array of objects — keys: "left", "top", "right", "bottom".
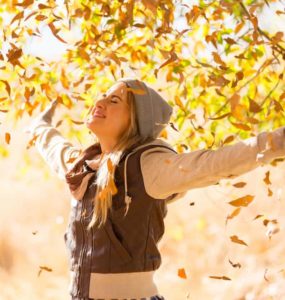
[{"left": 117, "top": 77, "right": 173, "bottom": 141}]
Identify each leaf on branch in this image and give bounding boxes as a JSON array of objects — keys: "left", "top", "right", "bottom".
[
  {"left": 212, "top": 52, "right": 226, "bottom": 66},
  {"left": 7, "top": 47, "right": 23, "bottom": 64},
  {"left": 248, "top": 97, "right": 262, "bottom": 113},
  {"left": 10, "top": 11, "right": 24, "bottom": 25},
  {"left": 35, "top": 15, "right": 48, "bottom": 21},
  {"left": 38, "top": 3, "right": 53, "bottom": 9},
  {"left": 24, "top": 11, "right": 37, "bottom": 22},
  {"left": 234, "top": 22, "right": 245, "bottom": 34},
  {"left": 231, "top": 121, "right": 251, "bottom": 131},
  {"left": 208, "top": 112, "right": 231, "bottom": 120},
  {"left": 154, "top": 51, "right": 179, "bottom": 77},
  {"left": 15, "top": 0, "right": 34, "bottom": 7}
]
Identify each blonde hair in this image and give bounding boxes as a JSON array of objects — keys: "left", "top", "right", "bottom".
[{"left": 87, "top": 86, "right": 148, "bottom": 230}]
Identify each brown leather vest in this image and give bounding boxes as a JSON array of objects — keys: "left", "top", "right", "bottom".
[{"left": 63, "top": 142, "right": 178, "bottom": 298}]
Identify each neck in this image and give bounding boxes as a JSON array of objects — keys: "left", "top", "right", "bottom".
[{"left": 98, "top": 137, "right": 119, "bottom": 154}]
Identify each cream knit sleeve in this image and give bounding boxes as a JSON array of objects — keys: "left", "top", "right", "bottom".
[
  {"left": 26, "top": 120, "right": 81, "bottom": 180},
  {"left": 140, "top": 127, "right": 285, "bottom": 200}
]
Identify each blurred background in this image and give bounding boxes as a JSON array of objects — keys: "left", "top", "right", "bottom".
[{"left": 1, "top": 0, "right": 285, "bottom": 299}]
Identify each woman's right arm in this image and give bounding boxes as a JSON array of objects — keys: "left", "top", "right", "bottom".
[{"left": 24, "top": 100, "right": 82, "bottom": 180}]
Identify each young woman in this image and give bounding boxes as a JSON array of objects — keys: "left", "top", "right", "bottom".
[{"left": 25, "top": 78, "right": 285, "bottom": 300}]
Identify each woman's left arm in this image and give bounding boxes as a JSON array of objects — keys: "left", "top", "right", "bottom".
[
  {"left": 24, "top": 100, "right": 82, "bottom": 180},
  {"left": 141, "top": 127, "right": 285, "bottom": 199}
]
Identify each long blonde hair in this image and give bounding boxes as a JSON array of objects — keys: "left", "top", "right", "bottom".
[{"left": 87, "top": 87, "right": 150, "bottom": 230}]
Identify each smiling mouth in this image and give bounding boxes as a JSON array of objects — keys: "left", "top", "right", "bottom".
[{"left": 93, "top": 113, "right": 105, "bottom": 118}]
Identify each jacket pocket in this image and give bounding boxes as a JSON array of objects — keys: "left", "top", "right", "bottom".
[{"left": 104, "top": 221, "right": 132, "bottom": 264}]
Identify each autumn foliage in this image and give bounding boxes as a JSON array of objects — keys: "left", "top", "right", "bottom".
[{"left": 1, "top": 0, "right": 285, "bottom": 299}]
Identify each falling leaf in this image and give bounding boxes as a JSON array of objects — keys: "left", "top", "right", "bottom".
[
  {"left": 70, "top": 119, "right": 84, "bottom": 125},
  {"left": 263, "top": 219, "right": 278, "bottom": 227},
  {"left": 267, "top": 187, "right": 273, "bottom": 197},
  {"left": 264, "top": 268, "right": 270, "bottom": 282},
  {"left": 223, "top": 135, "right": 235, "bottom": 145},
  {"left": 232, "top": 182, "right": 247, "bottom": 188},
  {"left": 5, "top": 132, "right": 11, "bottom": 144},
  {"left": 0, "top": 80, "right": 11, "bottom": 96},
  {"left": 263, "top": 171, "right": 271, "bottom": 185},
  {"left": 48, "top": 22, "right": 67, "bottom": 43},
  {"left": 26, "top": 133, "right": 39, "bottom": 149},
  {"left": 209, "top": 275, "right": 231, "bottom": 280},
  {"left": 229, "top": 259, "right": 241, "bottom": 268},
  {"left": 226, "top": 207, "right": 241, "bottom": 224},
  {"left": 228, "top": 195, "right": 254, "bottom": 207},
  {"left": 38, "top": 265, "right": 53, "bottom": 277},
  {"left": 230, "top": 235, "right": 248, "bottom": 246},
  {"left": 276, "top": 10, "right": 285, "bottom": 15},
  {"left": 169, "top": 122, "right": 179, "bottom": 132},
  {"left": 55, "top": 119, "right": 64, "bottom": 128},
  {"left": 178, "top": 268, "right": 187, "bottom": 279},
  {"left": 253, "top": 214, "right": 264, "bottom": 220},
  {"left": 126, "top": 87, "right": 146, "bottom": 95}
]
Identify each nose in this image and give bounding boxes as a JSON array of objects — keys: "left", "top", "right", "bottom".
[{"left": 88, "top": 95, "right": 106, "bottom": 116}]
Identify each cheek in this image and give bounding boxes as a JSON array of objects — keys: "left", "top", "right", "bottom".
[{"left": 117, "top": 114, "right": 130, "bottom": 133}]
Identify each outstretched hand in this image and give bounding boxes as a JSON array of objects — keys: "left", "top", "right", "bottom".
[
  {"left": 23, "top": 99, "right": 60, "bottom": 134},
  {"left": 40, "top": 99, "right": 59, "bottom": 124}
]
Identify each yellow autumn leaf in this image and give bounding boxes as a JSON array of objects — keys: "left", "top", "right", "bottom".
[{"left": 228, "top": 195, "right": 255, "bottom": 207}]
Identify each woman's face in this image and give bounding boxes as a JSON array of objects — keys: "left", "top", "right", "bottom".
[{"left": 85, "top": 82, "right": 130, "bottom": 142}]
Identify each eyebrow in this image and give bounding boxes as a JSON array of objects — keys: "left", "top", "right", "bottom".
[{"left": 102, "top": 93, "right": 123, "bottom": 101}]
